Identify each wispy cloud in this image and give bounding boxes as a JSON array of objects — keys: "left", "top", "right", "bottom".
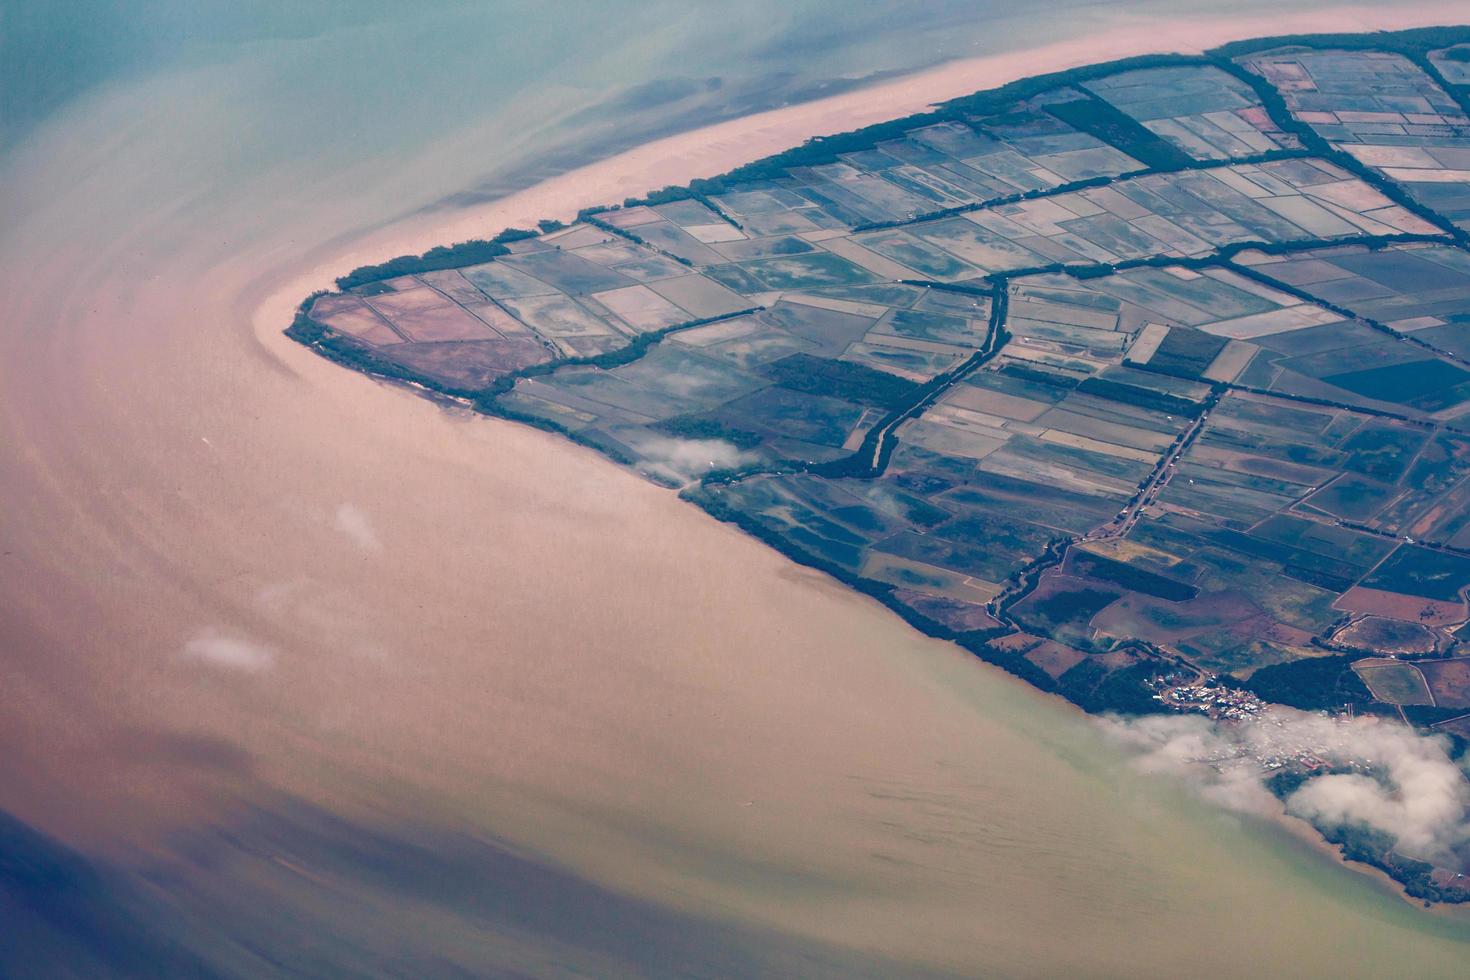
[
  {"left": 334, "top": 503, "right": 382, "bottom": 552},
  {"left": 635, "top": 436, "right": 756, "bottom": 484},
  {"left": 1102, "top": 708, "right": 1470, "bottom": 868},
  {"left": 182, "top": 628, "right": 275, "bottom": 672}
]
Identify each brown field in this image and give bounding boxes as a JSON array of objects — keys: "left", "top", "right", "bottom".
[
  {"left": 309, "top": 293, "right": 365, "bottom": 317},
  {"left": 599, "top": 205, "right": 663, "bottom": 228},
  {"left": 1333, "top": 615, "right": 1438, "bottom": 654},
  {"left": 989, "top": 631, "right": 1043, "bottom": 653},
  {"left": 543, "top": 224, "right": 618, "bottom": 249},
  {"left": 390, "top": 303, "right": 503, "bottom": 342},
  {"left": 1025, "top": 640, "right": 1088, "bottom": 679},
  {"left": 364, "top": 285, "right": 448, "bottom": 317},
  {"left": 1244, "top": 619, "right": 1318, "bottom": 649},
  {"left": 1009, "top": 572, "right": 1121, "bottom": 641},
  {"left": 463, "top": 302, "right": 536, "bottom": 337},
  {"left": 1411, "top": 479, "right": 1470, "bottom": 540},
  {"left": 1080, "top": 537, "right": 1184, "bottom": 568},
  {"left": 380, "top": 339, "right": 553, "bottom": 387},
  {"left": 590, "top": 284, "right": 692, "bottom": 332},
  {"left": 1334, "top": 586, "right": 1467, "bottom": 626},
  {"left": 418, "top": 269, "right": 488, "bottom": 305},
  {"left": 1092, "top": 590, "right": 1264, "bottom": 647},
  {"left": 1094, "top": 647, "right": 1146, "bottom": 671},
  {"left": 314, "top": 301, "right": 405, "bottom": 346},
  {"left": 890, "top": 589, "right": 1001, "bottom": 632},
  {"left": 939, "top": 384, "right": 1052, "bottom": 421},
  {"left": 1419, "top": 658, "right": 1470, "bottom": 709}
]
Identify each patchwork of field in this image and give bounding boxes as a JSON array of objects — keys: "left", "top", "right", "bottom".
[
  {"left": 499, "top": 285, "right": 992, "bottom": 479},
  {"left": 307, "top": 222, "right": 757, "bottom": 388},
  {"left": 688, "top": 271, "right": 1220, "bottom": 696},
  {"left": 306, "top": 62, "right": 1443, "bottom": 399},
  {"left": 1232, "top": 243, "right": 1470, "bottom": 418},
  {"left": 299, "top": 37, "right": 1470, "bottom": 717},
  {"left": 861, "top": 158, "right": 1431, "bottom": 275},
  {"left": 620, "top": 154, "right": 1429, "bottom": 291},
  {"left": 698, "top": 345, "right": 1199, "bottom": 586},
  {"left": 1043, "top": 387, "right": 1470, "bottom": 675},
  {"left": 1239, "top": 48, "right": 1470, "bottom": 231},
  {"left": 1044, "top": 261, "right": 1358, "bottom": 388},
  {"left": 1082, "top": 65, "right": 1296, "bottom": 160},
  {"left": 1356, "top": 655, "right": 1470, "bottom": 709},
  {"left": 727, "top": 105, "right": 1148, "bottom": 226}
]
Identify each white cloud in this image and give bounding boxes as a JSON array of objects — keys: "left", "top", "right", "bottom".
[
  {"left": 334, "top": 503, "right": 382, "bottom": 552},
  {"left": 1101, "top": 708, "right": 1470, "bottom": 867},
  {"left": 182, "top": 628, "right": 275, "bottom": 672},
  {"left": 634, "top": 436, "right": 756, "bottom": 485}
]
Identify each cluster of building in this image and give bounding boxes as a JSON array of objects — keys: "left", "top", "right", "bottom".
[{"left": 1153, "top": 680, "right": 1266, "bottom": 720}]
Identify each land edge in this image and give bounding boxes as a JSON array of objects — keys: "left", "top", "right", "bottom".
[{"left": 274, "top": 20, "right": 1470, "bottom": 907}]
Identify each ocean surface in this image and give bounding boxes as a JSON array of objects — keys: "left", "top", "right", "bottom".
[{"left": 3, "top": 1, "right": 1470, "bottom": 975}]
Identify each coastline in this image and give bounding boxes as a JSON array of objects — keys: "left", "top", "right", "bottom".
[
  {"left": 16, "top": 5, "right": 1470, "bottom": 971},
  {"left": 258, "top": 5, "right": 1470, "bottom": 911},
  {"left": 253, "top": 2, "right": 1469, "bottom": 350}
]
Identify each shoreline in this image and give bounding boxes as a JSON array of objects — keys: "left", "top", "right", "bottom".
[
  {"left": 254, "top": 5, "right": 1470, "bottom": 910},
  {"left": 16, "top": 5, "right": 1470, "bottom": 970},
  {"left": 252, "top": 1, "right": 1468, "bottom": 351}
]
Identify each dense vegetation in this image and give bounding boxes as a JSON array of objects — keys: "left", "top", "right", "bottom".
[
  {"left": 335, "top": 228, "right": 538, "bottom": 290},
  {"left": 759, "top": 353, "right": 919, "bottom": 410},
  {"left": 1069, "top": 551, "right": 1198, "bottom": 602},
  {"left": 1317, "top": 822, "right": 1470, "bottom": 905},
  {"left": 653, "top": 415, "right": 764, "bottom": 450},
  {"left": 1057, "top": 658, "right": 1172, "bottom": 714},
  {"left": 1075, "top": 377, "right": 1202, "bottom": 417},
  {"left": 1043, "top": 93, "right": 1194, "bottom": 171},
  {"left": 1241, "top": 654, "right": 1373, "bottom": 710}
]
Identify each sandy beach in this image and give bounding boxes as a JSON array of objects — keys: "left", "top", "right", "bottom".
[{"left": 257, "top": 1, "right": 1470, "bottom": 348}]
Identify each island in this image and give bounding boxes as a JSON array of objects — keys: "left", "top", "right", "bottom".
[{"left": 290, "top": 26, "right": 1470, "bottom": 904}]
